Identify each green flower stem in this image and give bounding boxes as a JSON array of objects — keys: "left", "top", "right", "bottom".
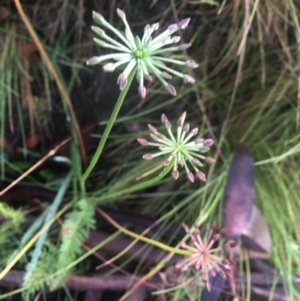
[
  {"left": 96, "top": 163, "right": 173, "bottom": 204},
  {"left": 97, "top": 207, "right": 191, "bottom": 256},
  {"left": 82, "top": 69, "right": 136, "bottom": 182}
]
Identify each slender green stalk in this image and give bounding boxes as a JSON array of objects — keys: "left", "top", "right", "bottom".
[
  {"left": 82, "top": 69, "right": 136, "bottom": 181},
  {"left": 95, "top": 163, "right": 173, "bottom": 204}
]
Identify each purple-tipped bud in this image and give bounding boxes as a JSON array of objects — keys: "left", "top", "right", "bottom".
[
  {"left": 212, "top": 233, "right": 220, "bottom": 242},
  {"left": 191, "top": 236, "right": 197, "bottom": 244},
  {"left": 210, "top": 269, "right": 217, "bottom": 277},
  {"left": 203, "top": 139, "right": 214, "bottom": 147},
  {"left": 144, "top": 24, "right": 150, "bottom": 33},
  {"left": 137, "top": 138, "right": 148, "bottom": 146},
  {"left": 116, "top": 8, "right": 126, "bottom": 19},
  {"left": 86, "top": 56, "right": 102, "bottom": 65},
  {"left": 205, "top": 156, "right": 216, "bottom": 163},
  {"left": 138, "top": 86, "right": 146, "bottom": 98},
  {"left": 199, "top": 147, "right": 209, "bottom": 153},
  {"left": 196, "top": 171, "right": 206, "bottom": 182},
  {"left": 183, "top": 123, "right": 190, "bottom": 132},
  {"left": 150, "top": 133, "right": 159, "bottom": 141},
  {"left": 158, "top": 133, "right": 166, "bottom": 139},
  {"left": 191, "top": 128, "right": 199, "bottom": 136},
  {"left": 182, "top": 223, "right": 190, "bottom": 234},
  {"left": 166, "top": 84, "right": 177, "bottom": 96},
  {"left": 148, "top": 124, "right": 157, "bottom": 134},
  {"left": 92, "top": 26, "right": 105, "bottom": 36},
  {"left": 161, "top": 72, "right": 172, "bottom": 79},
  {"left": 165, "top": 120, "right": 171, "bottom": 129},
  {"left": 192, "top": 158, "right": 203, "bottom": 167},
  {"left": 92, "top": 11, "right": 105, "bottom": 24},
  {"left": 172, "top": 169, "right": 179, "bottom": 180},
  {"left": 179, "top": 18, "right": 190, "bottom": 29},
  {"left": 195, "top": 138, "right": 204, "bottom": 144},
  {"left": 177, "top": 112, "right": 186, "bottom": 127},
  {"left": 195, "top": 260, "right": 201, "bottom": 270},
  {"left": 168, "top": 24, "right": 178, "bottom": 31},
  {"left": 161, "top": 114, "right": 168, "bottom": 123},
  {"left": 103, "top": 63, "right": 115, "bottom": 72},
  {"left": 117, "top": 75, "right": 127, "bottom": 90},
  {"left": 179, "top": 43, "right": 191, "bottom": 50},
  {"left": 151, "top": 23, "right": 159, "bottom": 30},
  {"left": 186, "top": 60, "right": 199, "bottom": 68},
  {"left": 172, "top": 36, "right": 181, "bottom": 43},
  {"left": 163, "top": 159, "right": 170, "bottom": 166},
  {"left": 187, "top": 172, "right": 194, "bottom": 183},
  {"left": 143, "top": 153, "right": 153, "bottom": 160},
  {"left": 94, "top": 38, "right": 107, "bottom": 47},
  {"left": 184, "top": 74, "right": 196, "bottom": 84}
]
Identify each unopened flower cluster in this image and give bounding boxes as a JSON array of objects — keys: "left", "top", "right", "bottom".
[
  {"left": 138, "top": 112, "right": 215, "bottom": 182},
  {"left": 87, "top": 9, "right": 198, "bottom": 97},
  {"left": 176, "top": 223, "right": 231, "bottom": 291}
]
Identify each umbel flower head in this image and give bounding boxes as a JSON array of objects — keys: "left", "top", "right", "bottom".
[
  {"left": 87, "top": 9, "right": 199, "bottom": 98},
  {"left": 176, "top": 222, "right": 232, "bottom": 291},
  {"left": 137, "top": 112, "right": 215, "bottom": 182}
]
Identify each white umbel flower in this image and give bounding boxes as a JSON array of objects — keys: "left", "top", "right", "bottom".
[
  {"left": 87, "top": 9, "right": 199, "bottom": 98},
  {"left": 137, "top": 112, "right": 215, "bottom": 182}
]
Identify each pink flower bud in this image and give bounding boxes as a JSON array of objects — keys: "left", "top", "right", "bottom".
[
  {"left": 195, "top": 138, "right": 204, "bottom": 144},
  {"left": 179, "top": 43, "right": 191, "bottom": 50},
  {"left": 116, "top": 8, "right": 126, "bottom": 19},
  {"left": 92, "top": 11, "right": 105, "bottom": 24},
  {"left": 203, "top": 139, "right": 214, "bottom": 147},
  {"left": 191, "top": 128, "right": 199, "bottom": 136},
  {"left": 166, "top": 84, "right": 177, "bottom": 96},
  {"left": 148, "top": 124, "right": 157, "bottom": 134},
  {"left": 92, "top": 26, "right": 105, "bottom": 36},
  {"left": 183, "top": 123, "right": 190, "bottom": 132},
  {"left": 187, "top": 172, "right": 194, "bottom": 183},
  {"left": 184, "top": 74, "right": 196, "bottom": 84},
  {"left": 103, "top": 63, "right": 115, "bottom": 72},
  {"left": 179, "top": 18, "right": 190, "bottom": 29},
  {"left": 161, "top": 114, "right": 168, "bottom": 123},
  {"left": 172, "top": 169, "right": 179, "bottom": 180},
  {"left": 196, "top": 171, "right": 206, "bottom": 182},
  {"left": 143, "top": 153, "right": 153, "bottom": 160},
  {"left": 177, "top": 112, "right": 186, "bottom": 127},
  {"left": 150, "top": 133, "right": 159, "bottom": 141},
  {"left": 117, "top": 75, "right": 127, "bottom": 90},
  {"left": 205, "top": 156, "right": 216, "bottom": 163},
  {"left": 192, "top": 158, "right": 203, "bottom": 167},
  {"left": 199, "top": 147, "right": 209, "bottom": 153},
  {"left": 86, "top": 56, "right": 102, "bottom": 65},
  {"left": 138, "top": 86, "right": 146, "bottom": 98},
  {"left": 186, "top": 60, "right": 199, "bottom": 68},
  {"left": 163, "top": 159, "right": 170, "bottom": 166},
  {"left": 137, "top": 138, "right": 148, "bottom": 146}
]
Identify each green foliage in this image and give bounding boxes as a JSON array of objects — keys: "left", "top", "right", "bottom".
[
  {"left": 0, "top": 203, "right": 23, "bottom": 268},
  {"left": 22, "top": 241, "right": 58, "bottom": 301},
  {"left": 50, "top": 198, "right": 95, "bottom": 289},
  {"left": 0, "top": 202, "right": 23, "bottom": 226}
]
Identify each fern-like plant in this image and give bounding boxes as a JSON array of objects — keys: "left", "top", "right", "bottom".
[{"left": 50, "top": 198, "right": 95, "bottom": 289}]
